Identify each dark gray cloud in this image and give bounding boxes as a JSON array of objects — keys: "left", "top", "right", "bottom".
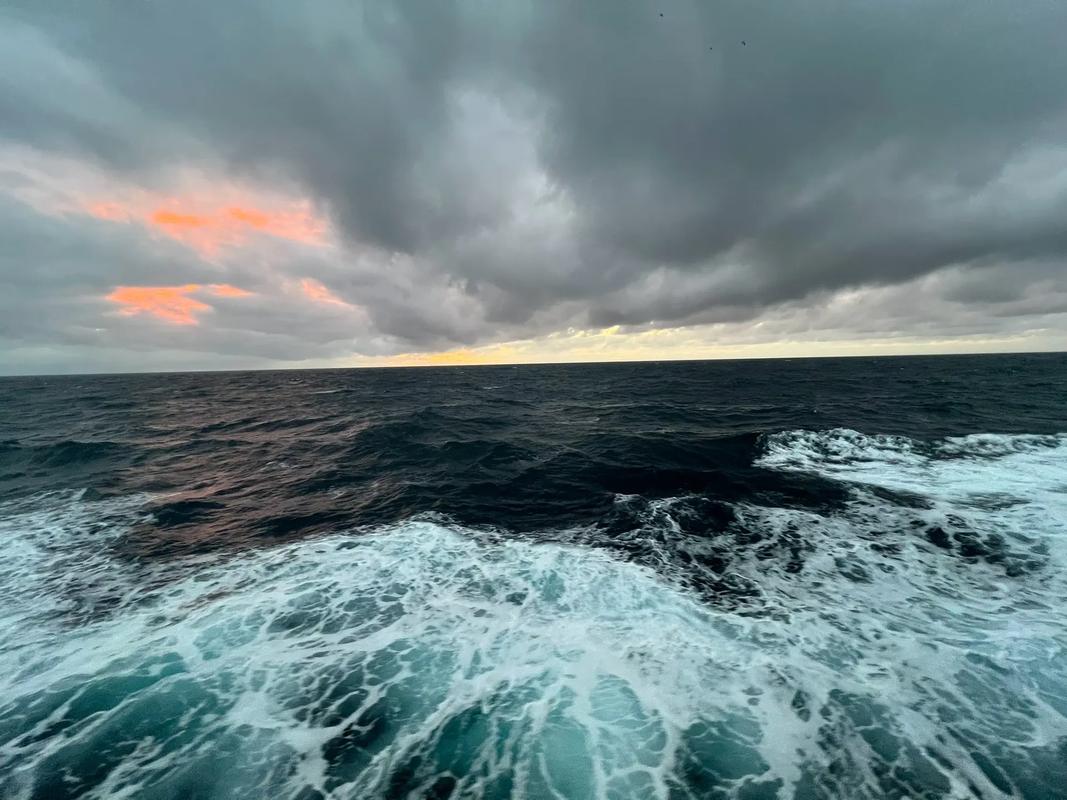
[{"left": 1, "top": 0, "right": 1067, "bottom": 372}]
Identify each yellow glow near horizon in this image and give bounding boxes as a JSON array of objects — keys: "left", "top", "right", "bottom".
[{"left": 350, "top": 325, "right": 1066, "bottom": 369}]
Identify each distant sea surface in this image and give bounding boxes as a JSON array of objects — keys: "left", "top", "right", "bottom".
[{"left": 1, "top": 353, "right": 1066, "bottom": 800}]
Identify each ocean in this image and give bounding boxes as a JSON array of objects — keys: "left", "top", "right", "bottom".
[{"left": 0, "top": 353, "right": 1065, "bottom": 799}]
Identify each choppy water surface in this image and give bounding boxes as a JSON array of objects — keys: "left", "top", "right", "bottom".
[{"left": 1, "top": 354, "right": 1065, "bottom": 799}]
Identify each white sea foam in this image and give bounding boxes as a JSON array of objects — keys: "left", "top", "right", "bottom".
[
  {"left": 0, "top": 496, "right": 786, "bottom": 799},
  {"left": 0, "top": 429, "right": 1065, "bottom": 799},
  {"left": 759, "top": 428, "right": 1067, "bottom": 505}
]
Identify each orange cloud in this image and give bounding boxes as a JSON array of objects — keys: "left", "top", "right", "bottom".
[
  {"left": 207, "top": 283, "right": 253, "bottom": 298},
  {"left": 300, "top": 277, "right": 349, "bottom": 306},
  {"left": 225, "top": 206, "right": 324, "bottom": 244},
  {"left": 106, "top": 283, "right": 252, "bottom": 325},
  {"left": 143, "top": 202, "right": 326, "bottom": 257},
  {"left": 151, "top": 210, "right": 210, "bottom": 228},
  {"left": 84, "top": 201, "right": 131, "bottom": 222},
  {"left": 80, "top": 192, "right": 328, "bottom": 258},
  {"left": 106, "top": 285, "right": 209, "bottom": 325}
]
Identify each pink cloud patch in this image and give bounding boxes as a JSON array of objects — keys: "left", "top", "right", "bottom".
[
  {"left": 79, "top": 191, "right": 328, "bottom": 258},
  {"left": 206, "top": 283, "right": 254, "bottom": 298},
  {"left": 300, "top": 277, "right": 349, "bottom": 307},
  {"left": 106, "top": 283, "right": 252, "bottom": 325},
  {"left": 142, "top": 202, "right": 327, "bottom": 257},
  {"left": 83, "top": 201, "right": 131, "bottom": 222}
]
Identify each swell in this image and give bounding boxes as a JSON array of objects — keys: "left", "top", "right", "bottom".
[
  {"left": 113, "top": 429, "right": 782, "bottom": 556},
  {"left": 0, "top": 439, "right": 127, "bottom": 469}
]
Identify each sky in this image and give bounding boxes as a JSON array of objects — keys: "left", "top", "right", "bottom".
[{"left": 2, "top": 1, "right": 1067, "bottom": 375}]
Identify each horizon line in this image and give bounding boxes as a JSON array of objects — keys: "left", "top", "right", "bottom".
[{"left": 2, "top": 347, "right": 1064, "bottom": 380}]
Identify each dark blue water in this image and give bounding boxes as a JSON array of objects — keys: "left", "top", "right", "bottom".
[{"left": 1, "top": 354, "right": 1065, "bottom": 799}]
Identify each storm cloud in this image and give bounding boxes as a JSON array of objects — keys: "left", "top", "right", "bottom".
[{"left": 2, "top": 0, "right": 1066, "bottom": 372}]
